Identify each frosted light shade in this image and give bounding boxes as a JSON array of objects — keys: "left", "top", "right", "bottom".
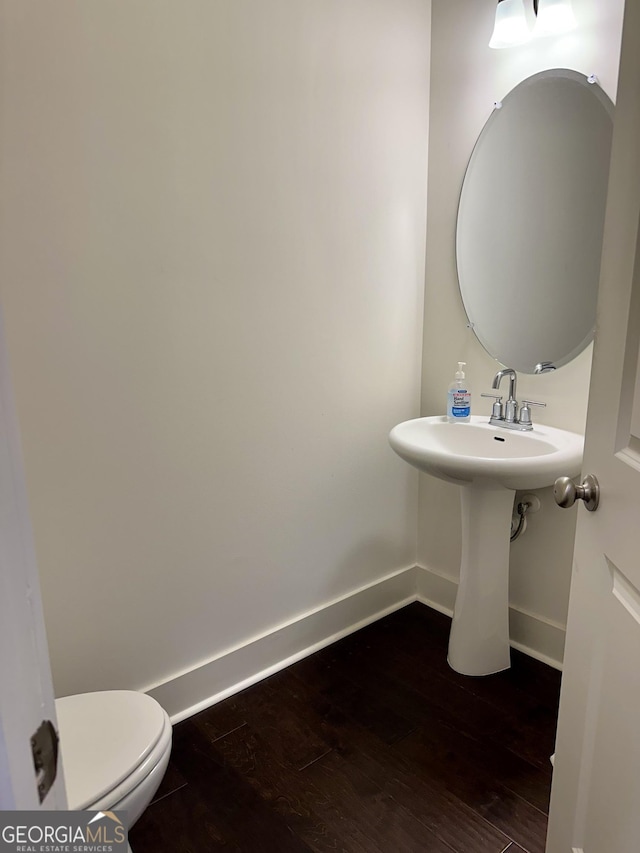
[
  {"left": 534, "top": 0, "right": 577, "bottom": 36},
  {"left": 489, "top": 0, "right": 530, "bottom": 49}
]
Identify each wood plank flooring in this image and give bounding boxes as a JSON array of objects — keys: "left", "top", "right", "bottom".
[{"left": 129, "top": 603, "right": 561, "bottom": 853}]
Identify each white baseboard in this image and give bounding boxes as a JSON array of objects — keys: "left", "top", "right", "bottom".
[
  {"left": 415, "top": 564, "right": 565, "bottom": 671},
  {"left": 509, "top": 606, "right": 565, "bottom": 670},
  {"left": 415, "top": 564, "right": 457, "bottom": 614},
  {"left": 146, "top": 565, "right": 417, "bottom": 723},
  {"left": 147, "top": 563, "right": 565, "bottom": 723}
]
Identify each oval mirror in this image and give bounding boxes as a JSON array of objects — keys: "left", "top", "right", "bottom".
[{"left": 456, "top": 69, "right": 614, "bottom": 374}]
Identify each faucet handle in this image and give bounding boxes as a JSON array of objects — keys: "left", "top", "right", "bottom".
[
  {"left": 481, "top": 393, "right": 504, "bottom": 420},
  {"left": 519, "top": 399, "right": 546, "bottom": 426}
]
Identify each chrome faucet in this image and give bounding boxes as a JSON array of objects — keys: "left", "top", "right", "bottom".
[
  {"left": 493, "top": 368, "right": 518, "bottom": 423},
  {"left": 481, "top": 367, "right": 546, "bottom": 431}
]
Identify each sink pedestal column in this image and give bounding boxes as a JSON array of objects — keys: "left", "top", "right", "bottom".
[{"left": 448, "top": 482, "right": 515, "bottom": 676}]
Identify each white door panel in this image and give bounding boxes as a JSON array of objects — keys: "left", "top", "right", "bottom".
[
  {"left": 547, "top": 0, "right": 640, "bottom": 848},
  {"left": 581, "top": 580, "right": 640, "bottom": 851},
  {"left": 0, "top": 301, "right": 66, "bottom": 809}
]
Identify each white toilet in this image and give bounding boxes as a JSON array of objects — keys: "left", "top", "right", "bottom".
[{"left": 55, "top": 690, "right": 172, "bottom": 829}]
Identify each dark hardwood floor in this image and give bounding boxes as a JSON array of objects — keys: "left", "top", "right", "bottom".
[{"left": 129, "top": 603, "right": 561, "bottom": 853}]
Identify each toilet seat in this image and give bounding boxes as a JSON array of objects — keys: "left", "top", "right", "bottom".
[{"left": 56, "top": 690, "right": 171, "bottom": 811}]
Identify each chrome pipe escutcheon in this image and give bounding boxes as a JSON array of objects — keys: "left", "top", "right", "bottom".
[{"left": 554, "top": 474, "right": 600, "bottom": 512}]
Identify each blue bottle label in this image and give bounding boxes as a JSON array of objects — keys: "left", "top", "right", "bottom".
[{"left": 449, "top": 389, "right": 471, "bottom": 417}]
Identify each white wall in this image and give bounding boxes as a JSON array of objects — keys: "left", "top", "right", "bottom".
[
  {"left": 0, "top": 1, "right": 430, "bottom": 702},
  {"left": 419, "top": 0, "right": 625, "bottom": 660}
]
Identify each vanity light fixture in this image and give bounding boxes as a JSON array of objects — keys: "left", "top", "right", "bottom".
[
  {"left": 489, "top": 0, "right": 530, "bottom": 49},
  {"left": 533, "top": 0, "right": 577, "bottom": 37},
  {"left": 489, "top": 0, "right": 576, "bottom": 48}
]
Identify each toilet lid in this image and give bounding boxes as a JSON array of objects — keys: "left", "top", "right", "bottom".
[{"left": 56, "top": 690, "right": 167, "bottom": 810}]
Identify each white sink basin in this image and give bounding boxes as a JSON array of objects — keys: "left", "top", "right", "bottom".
[
  {"left": 389, "top": 414, "right": 584, "bottom": 677},
  {"left": 389, "top": 415, "right": 583, "bottom": 490}
]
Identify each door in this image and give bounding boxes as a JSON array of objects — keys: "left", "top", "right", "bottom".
[
  {"left": 0, "top": 300, "right": 66, "bottom": 810},
  {"left": 546, "top": 1, "right": 640, "bottom": 850}
]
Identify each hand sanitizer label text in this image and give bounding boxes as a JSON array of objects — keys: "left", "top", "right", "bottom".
[{"left": 451, "top": 390, "right": 470, "bottom": 417}]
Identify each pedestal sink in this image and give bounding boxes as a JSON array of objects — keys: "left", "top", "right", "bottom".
[{"left": 389, "top": 415, "right": 583, "bottom": 675}]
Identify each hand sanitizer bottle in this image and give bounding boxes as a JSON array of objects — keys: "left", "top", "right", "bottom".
[{"left": 447, "top": 362, "right": 471, "bottom": 423}]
